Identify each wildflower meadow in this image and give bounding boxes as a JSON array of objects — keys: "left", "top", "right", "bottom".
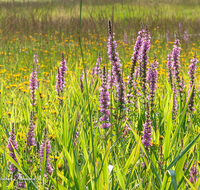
[{"left": 0, "top": 0, "right": 200, "bottom": 189}]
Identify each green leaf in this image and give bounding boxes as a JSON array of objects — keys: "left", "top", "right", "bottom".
[
  {"left": 167, "top": 133, "right": 200, "bottom": 170},
  {"left": 164, "top": 95, "right": 173, "bottom": 160},
  {"left": 123, "top": 137, "right": 141, "bottom": 176},
  {"left": 183, "top": 174, "right": 195, "bottom": 190},
  {"left": 167, "top": 170, "right": 177, "bottom": 190},
  {"left": 47, "top": 172, "right": 68, "bottom": 190},
  {"left": 0, "top": 148, "right": 37, "bottom": 189},
  {"left": 41, "top": 142, "right": 47, "bottom": 181},
  {"left": 171, "top": 84, "right": 194, "bottom": 146},
  {"left": 116, "top": 159, "right": 126, "bottom": 190}
]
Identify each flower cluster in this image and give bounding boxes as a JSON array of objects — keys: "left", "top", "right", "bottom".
[
  {"left": 188, "top": 52, "right": 198, "bottom": 112},
  {"left": 40, "top": 128, "right": 53, "bottom": 175},
  {"left": 55, "top": 53, "right": 67, "bottom": 95},
  {"left": 127, "top": 30, "right": 143, "bottom": 103},
  {"left": 139, "top": 27, "right": 151, "bottom": 99},
  {"left": 8, "top": 123, "right": 26, "bottom": 188},
  {"left": 29, "top": 71, "right": 37, "bottom": 106},
  {"left": 94, "top": 52, "right": 102, "bottom": 78},
  {"left": 189, "top": 162, "right": 198, "bottom": 183},
  {"left": 172, "top": 37, "right": 183, "bottom": 98},
  {"left": 107, "top": 20, "right": 122, "bottom": 89},
  {"left": 8, "top": 123, "right": 18, "bottom": 174},
  {"left": 99, "top": 66, "right": 111, "bottom": 129},
  {"left": 147, "top": 54, "right": 158, "bottom": 112},
  {"left": 142, "top": 103, "right": 152, "bottom": 152},
  {"left": 27, "top": 111, "right": 36, "bottom": 149}
]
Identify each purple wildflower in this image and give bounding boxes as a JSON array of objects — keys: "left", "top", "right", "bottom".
[
  {"left": 94, "top": 52, "right": 102, "bottom": 78},
  {"left": 55, "top": 54, "right": 67, "bottom": 95},
  {"left": 142, "top": 103, "right": 152, "bottom": 152},
  {"left": 127, "top": 30, "right": 143, "bottom": 103},
  {"left": 139, "top": 26, "right": 151, "bottom": 101},
  {"left": 189, "top": 162, "right": 198, "bottom": 183},
  {"left": 199, "top": 80, "right": 200, "bottom": 92},
  {"left": 99, "top": 66, "right": 111, "bottom": 129},
  {"left": 55, "top": 67, "right": 61, "bottom": 96},
  {"left": 172, "top": 85, "right": 178, "bottom": 119},
  {"left": 172, "top": 37, "right": 183, "bottom": 99},
  {"left": 147, "top": 54, "right": 158, "bottom": 112},
  {"left": 188, "top": 52, "right": 198, "bottom": 112},
  {"left": 29, "top": 63, "right": 37, "bottom": 107},
  {"left": 27, "top": 111, "right": 36, "bottom": 149},
  {"left": 118, "top": 77, "right": 126, "bottom": 108},
  {"left": 34, "top": 54, "right": 38, "bottom": 64},
  {"left": 167, "top": 52, "right": 173, "bottom": 87},
  {"left": 60, "top": 53, "right": 67, "bottom": 92},
  {"left": 107, "top": 20, "right": 122, "bottom": 89},
  {"left": 8, "top": 123, "right": 18, "bottom": 174},
  {"left": 16, "top": 173, "right": 26, "bottom": 188},
  {"left": 40, "top": 128, "right": 53, "bottom": 175},
  {"left": 74, "top": 127, "right": 80, "bottom": 145},
  {"left": 184, "top": 31, "right": 189, "bottom": 43}
]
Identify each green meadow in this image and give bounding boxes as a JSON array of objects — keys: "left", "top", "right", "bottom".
[{"left": 0, "top": 0, "right": 200, "bottom": 189}]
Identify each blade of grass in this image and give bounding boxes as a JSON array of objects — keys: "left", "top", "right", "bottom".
[{"left": 167, "top": 133, "right": 200, "bottom": 170}]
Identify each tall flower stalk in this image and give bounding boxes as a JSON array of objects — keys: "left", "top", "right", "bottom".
[
  {"left": 40, "top": 127, "right": 53, "bottom": 175},
  {"left": 188, "top": 52, "right": 198, "bottom": 112},
  {"left": 30, "top": 54, "right": 38, "bottom": 107},
  {"left": 94, "top": 51, "right": 102, "bottom": 78},
  {"left": 99, "top": 66, "right": 111, "bottom": 129},
  {"left": 27, "top": 111, "right": 36, "bottom": 151},
  {"left": 8, "top": 123, "right": 18, "bottom": 174},
  {"left": 139, "top": 26, "right": 151, "bottom": 104},
  {"left": 8, "top": 123, "right": 26, "bottom": 188},
  {"left": 127, "top": 30, "right": 143, "bottom": 104},
  {"left": 172, "top": 37, "right": 183, "bottom": 100},
  {"left": 142, "top": 103, "right": 152, "bottom": 152},
  {"left": 55, "top": 53, "right": 67, "bottom": 97},
  {"left": 189, "top": 162, "right": 198, "bottom": 183},
  {"left": 167, "top": 51, "right": 173, "bottom": 87},
  {"left": 147, "top": 54, "right": 158, "bottom": 112},
  {"left": 107, "top": 20, "right": 122, "bottom": 91}
]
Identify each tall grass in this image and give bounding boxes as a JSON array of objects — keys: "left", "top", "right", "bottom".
[{"left": 0, "top": 0, "right": 200, "bottom": 189}]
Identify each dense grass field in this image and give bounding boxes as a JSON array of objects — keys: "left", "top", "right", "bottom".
[{"left": 0, "top": 0, "right": 200, "bottom": 189}]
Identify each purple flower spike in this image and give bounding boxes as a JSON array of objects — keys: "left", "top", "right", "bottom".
[
  {"left": 27, "top": 111, "right": 36, "bottom": 149},
  {"left": 147, "top": 54, "right": 158, "bottom": 112},
  {"left": 60, "top": 53, "right": 67, "bottom": 92},
  {"left": 29, "top": 72, "right": 37, "bottom": 107},
  {"left": 40, "top": 128, "right": 53, "bottom": 175},
  {"left": 29, "top": 54, "right": 38, "bottom": 107},
  {"left": 188, "top": 52, "right": 198, "bottom": 112},
  {"left": 99, "top": 66, "right": 111, "bottom": 129},
  {"left": 94, "top": 51, "right": 102, "bottom": 78},
  {"left": 172, "top": 37, "right": 183, "bottom": 99},
  {"left": 128, "top": 30, "right": 143, "bottom": 103},
  {"left": 55, "top": 67, "right": 62, "bottom": 96},
  {"left": 8, "top": 123, "right": 18, "bottom": 174},
  {"left": 107, "top": 20, "right": 122, "bottom": 90},
  {"left": 139, "top": 26, "right": 151, "bottom": 100},
  {"left": 55, "top": 53, "right": 67, "bottom": 96},
  {"left": 172, "top": 85, "right": 178, "bottom": 119},
  {"left": 189, "top": 162, "right": 198, "bottom": 183},
  {"left": 142, "top": 103, "right": 152, "bottom": 152}
]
